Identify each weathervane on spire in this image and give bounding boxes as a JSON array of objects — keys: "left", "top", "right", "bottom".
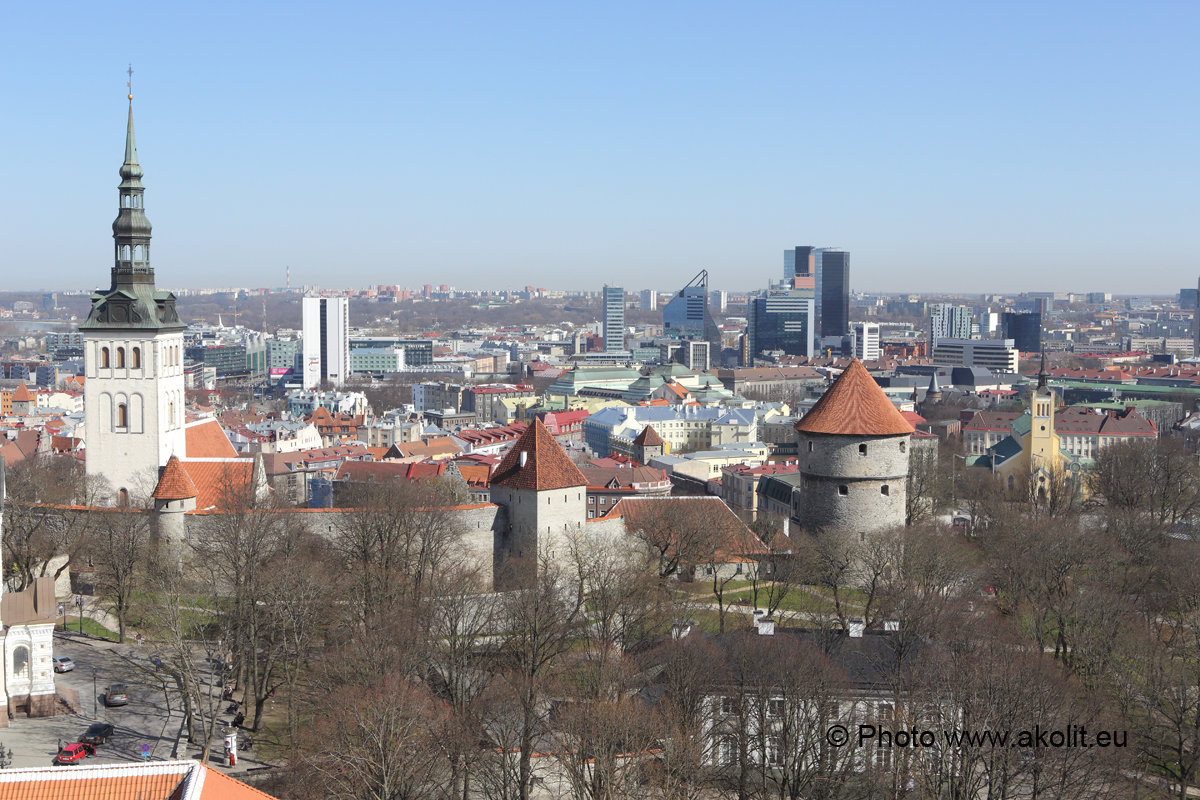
[{"left": 126, "top": 64, "right": 134, "bottom": 103}]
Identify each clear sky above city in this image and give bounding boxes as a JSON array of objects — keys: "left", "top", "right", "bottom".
[{"left": 4, "top": 2, "right": 1197, "bottom": 295}]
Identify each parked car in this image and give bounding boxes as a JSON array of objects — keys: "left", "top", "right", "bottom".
[
  {"left": 80, "top": 722, "right": 115, "bottom": 745},
  {"left": 103, "top": 685, "right": 129, "bottom": 707},
  {"left": 54, "top": 742, "right": 94, "bottom": 765},
  {"left": 51, "top": 656, "right": 75, "bottom": 673}
]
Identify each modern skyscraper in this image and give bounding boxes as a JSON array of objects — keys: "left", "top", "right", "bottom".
[
  {"left": 80, "top": 97, "right": 188, "bottom": 502},
  {"left": 747, "top": 278, "right": 815, "bottom": 361},
  {"left": 302, "top": 296, "right": 350, "bottom": 389},
  {"left": 813, "top": 248, "right": 850, "bottom": 338},
  {"left": 854, "top": 322, "right": 880, "bottom": 361},
  {"left": 602, "top": 286, "right": 625, "bottom": 353},
  {"left": 639, "top": 289, "right": 657, "bottom": 311},
  {"left": 663, "top": 270, "right": 721, "bottom": 359},
  {"left": 784, "top": 246, "right": 814, "bottom": 282},
  {"left": 929, "top": 304, "right": 973, "bottom": 342},
  {"left": 1001, "top": 312, "right": 1042, "bottom": 354},
  {"left": 785, "top": 246, "right": 850, "bottom": 338}
]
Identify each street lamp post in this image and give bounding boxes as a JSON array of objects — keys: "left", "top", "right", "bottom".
[
  {"left": 93, "top": 667, "right": 98, "bottom": 718},
  {"left": 75, "top": 596, "right": 85, "bottom": 634}
]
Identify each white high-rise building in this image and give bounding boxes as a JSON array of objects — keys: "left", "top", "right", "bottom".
[
  {"left": 302, "top": 296, "right": 350, "bottom": 389},
  {"left": 929, "top": 304, "right": 973, "bottom": 342},
  {"left": 639, "top": 289, "right": 657, "bottom": 311},
  {"left": 854, "top": 322, "right": 881, "bottom": 361},
  {"left": 81, "top": 101, "right": 188, "bottom": 502},
  {"left": 602, "top": 286, "right": 625, "bottom": 353}
]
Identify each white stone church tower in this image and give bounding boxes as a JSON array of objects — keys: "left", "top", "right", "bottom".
[{"left": 80, "top": 97, "right": 187, "bottom": 503}]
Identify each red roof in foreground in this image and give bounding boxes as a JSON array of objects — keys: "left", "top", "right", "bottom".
[
  {"left": 795, "top": 359, "right": 915, "bottom": 437},
  {"left": 490, "top": 419, "right": 587, "bottom": 491},
  {"left": 0, "top": 758, "right": 278, "bottom": 799},
  {"left": 152, "top": 455, "right": 199, "bottom": 500}
]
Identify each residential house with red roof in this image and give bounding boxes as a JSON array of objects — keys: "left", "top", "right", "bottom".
[{"left": 579, "top": 464, "right": 671, "bottom": 518}]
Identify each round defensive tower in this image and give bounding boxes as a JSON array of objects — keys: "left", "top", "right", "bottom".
[{"left": 794, "top": 359, "right": 914, "bottom": 538}]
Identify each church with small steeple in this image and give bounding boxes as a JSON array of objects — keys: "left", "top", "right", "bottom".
[{"left": 80, "top": 91, "right": 187, "bottom": 502}]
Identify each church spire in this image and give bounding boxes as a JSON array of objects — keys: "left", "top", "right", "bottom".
[
  {"left": 81, "top": 82, "right": 183, "bottom": 334},
  {"left": 1037, "top": 350, "right": 1048, "bottom": 390},
  {"left": 111, "top": 67, "right": 153, "bottom": 290}
]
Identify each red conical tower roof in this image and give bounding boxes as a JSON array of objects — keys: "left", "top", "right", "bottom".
[
  {"left": 152, "top": 455, "right": 198, "bottom": 500},
  {"left": 12, "top": 383, "right": 33, "bottom": 403},
  {"left": 633, "top": 425, "right": 664, "bottom": 447},
  {"left": 795, "top": 359, "right": 915, "bottom": 436},
  {"left": 491, "top": 419, "right": 588, "bottom": 491}
]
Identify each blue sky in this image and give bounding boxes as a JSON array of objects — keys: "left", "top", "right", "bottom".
[{"left": 4, "top": 2, "right": 1197, "bottom": 294}]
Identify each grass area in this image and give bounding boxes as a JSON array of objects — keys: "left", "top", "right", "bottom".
[
  {"left": 57, "top": 616, "right": 120, "bottom": 640},
  {"left": 696, "top": 582, "right": 872, "bottom": 617}
]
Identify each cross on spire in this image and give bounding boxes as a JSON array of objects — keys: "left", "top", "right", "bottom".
[{"left": 126, "top": 64, "right": 133, "bottom": 103}]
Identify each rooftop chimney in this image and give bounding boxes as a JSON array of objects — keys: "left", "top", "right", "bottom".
[
  {"left": 756, "top": 616, "right": 775, "bottom": 636},
  {"left": 883, "top": 620, "right": 899, "bottom": 632},
  {"left": 848, "top": 618, "right": 865, "bottom": 638}
]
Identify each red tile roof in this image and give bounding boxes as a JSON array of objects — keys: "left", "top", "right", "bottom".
[
  {"left": 179, "top": 460, "right": 255, "bottom": 511},
  {"left": 609, "top": 496, "right": 768, "bottom": 560},
  {"left": 795, "top": 359, "right": 915, "bottom": 436},
  {"left": 152, "top": 455, "right": 198, "bottom": 500},
  {"left": 0, "top": 759, "right": 278, "bottom": 799},
  {"left": 184, "top": 419, "right": 238, "bottom": 458},
  {"left": 490, "top": 419, "right": 588, "bottom": 491},
  {"left": 633, "top": 425, "right": 664, "bottom": 447},
  {"left": 335, "top": 460, "right": 451, "bottom": 482},
  {"left": 12, "top": 383, "right": 33, "bottom": 402},
  {"left": 456, "top": 463, "right": 491, "bottom": 487}
]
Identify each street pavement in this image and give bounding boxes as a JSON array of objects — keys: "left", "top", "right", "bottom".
[{"left": 0, "top": 632, "right": 275, "bottom": 776}]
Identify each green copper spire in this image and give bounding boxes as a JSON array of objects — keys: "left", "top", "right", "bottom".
[
  {"left": 120, "top": 104, "right": 144, "bottom": 185},
  {"left": 80, "top": 86, "right": 183, "bottom": 333}
]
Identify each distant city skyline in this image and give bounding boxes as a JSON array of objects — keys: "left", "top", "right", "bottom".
[{"left": 5, "top": 2, "right": 1198, "bottom": 294}]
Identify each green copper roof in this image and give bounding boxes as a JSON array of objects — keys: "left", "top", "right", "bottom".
[{"left": 81, "top": 100, "right": 183, "bottom": 333}]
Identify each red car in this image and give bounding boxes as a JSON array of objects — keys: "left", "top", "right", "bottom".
[{"left": 55, "top": 742, "right": 94, "bottom": 765}]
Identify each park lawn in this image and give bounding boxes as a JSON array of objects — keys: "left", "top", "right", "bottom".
[{"left": 57, "top": 616, "right": 120, "bottom": 640}]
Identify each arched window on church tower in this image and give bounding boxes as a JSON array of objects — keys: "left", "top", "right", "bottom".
[
  {"left": 12, "top": 647, "right": 29, "bottom": 679},
  {"left": 117, "top": 347, "right": 126, "bottom": 368},
  {"left": 101, "top": 347, "right": 110, "bottom": 368},
  {"left": 117, "top": 403, "right": 128, "bottom": 429},
  {"left": 132, "top": 347, "right": 141, "bottom": 368}
]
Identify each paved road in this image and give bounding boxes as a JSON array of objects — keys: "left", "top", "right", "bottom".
[{"left": 0, "top": 632, "right": 274, "bottom": 776}]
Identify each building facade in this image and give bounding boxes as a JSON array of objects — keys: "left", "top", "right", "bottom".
[
  {"left": 301, "top": 296, "right": 349, "bottom": 389},
  {"left": 932, "top": 338, "right": 1019, "bottom": 373},
  {"left": 853, "top": 322, "right": 880, "bottom": 361},
  {"left": 929, "top": 304, "right": 973, "bottom": 342},
  {"left": 748, "top": 281, "right": 816, "bottom": 360},
  {"left": 602, "top": 286, "right": 625, "bottom": 353},
  {"left": 1002, "top": 311, "right": 1042, "bottom": 353}
]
